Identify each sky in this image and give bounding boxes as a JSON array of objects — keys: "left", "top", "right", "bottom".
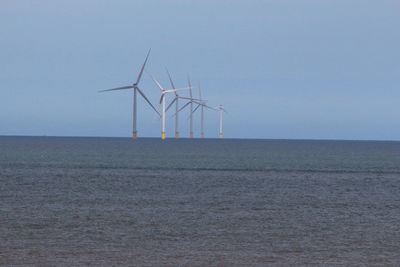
[{"left": 1, "top": 0, "right": 399, "bottom": 140}]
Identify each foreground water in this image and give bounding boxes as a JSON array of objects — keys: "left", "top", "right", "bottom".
[{"left": 1, "top": 136, "right": 400, "bottom": 266}]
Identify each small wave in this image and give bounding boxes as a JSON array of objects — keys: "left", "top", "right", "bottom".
[{"left": 1, "top": 162, "right": 400, "bottom": 175}]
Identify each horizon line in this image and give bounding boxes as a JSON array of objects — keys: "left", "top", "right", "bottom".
[{"left": 1, "top": 135, "right": 399, "bottom": 143}]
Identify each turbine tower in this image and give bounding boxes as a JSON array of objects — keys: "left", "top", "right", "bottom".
[
  {"left": 191, "top": 85, "right": 213, "bottom": 138},
  {"left": 99, "top": 49, "right": 160, "bottom": 139},
  {"left": 199, "top": 85, "right": 205, "bottom": 138},
  {"left": 188, "top": 76, "right": 194, "bottom": 138},
  {"left": 166, "top": 70, "right": 181, "bottom": 138},
  {"left": 150, "top": 74, "right": 191, "bottom": 140},
  {"left": 215, "top": 105, "right": 227, "bottom": 138}
]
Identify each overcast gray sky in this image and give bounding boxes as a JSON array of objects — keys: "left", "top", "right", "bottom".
[{"left": 1, "top": 0, "right": 399, "bottom": 140}]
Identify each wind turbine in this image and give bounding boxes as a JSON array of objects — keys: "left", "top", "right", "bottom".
[
  {"left": 165, "top": 70, "right": 198, "bottom": 138},
  {"left": 215, "top": 105, "right": 227, "bottom": 138},
  {"left": 174, "top": 92, "right": 212, "bottom": 138},
  {"left": 167, "top": 70, "right": 180, "bottom": 138},
  {"left": 173, "top": 91, "right": 205, "bottom": 138},
  {"left": 149, "top": 74, "right": 191, "bottom": 140},
  {"left": 188, "top": 76, "right": 194, "bottom": 138},
  {"left": 191, "top": 85, "right": 213, "bottom": 138},
  {"left": 99, "top": 49, "right": 160, "bottom": 139},
  {"left": 198, "top": 85, "right": 206, "bottom": 138}
]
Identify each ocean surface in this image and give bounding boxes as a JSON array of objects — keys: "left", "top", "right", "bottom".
[{"left": 1, "top": 136, "right": 400, "bottom": 266}]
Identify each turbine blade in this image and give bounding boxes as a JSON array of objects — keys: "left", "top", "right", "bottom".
[
  {"left": 177, "top": 96, "right": 202, "bottom": 101},
  {"left": 198, "top": 84, "right": 202, "bottom": 100},
  {"left": 166, "top": 68, "right": 177, "bottom": 92},
  {"left": 149, "top": 72, "right": 164, "bottom": 91},
  {"left": 192, "top": 103, "right": 201, "bottom": 114},
  {"left": 191, "top": 99, "right": 204, "bottom": 105},
  {"left": 98, "top": 85, "right": 133, "bottom": 92},
  {"left": 204, "top": 104, "right": 216, "bottom": 110},
  {"left": 187, "top": 74, "right": 192, "bottom": 98},
  {"left": 164, "top": 87, "right": 191, "bottom": 93},
  {"left": 177, "top": 101, "right": 191, "bottom": 113},
  {"left": 186, "top": 104, "right": 201, "bottom": 120},
  {"left": 165, "top": 97, "right": 177, "bottom": 112},
  {"left": 187, "top": 74, "right": 191, "bottom": 87},
  {"left": 159, "top": 93, "right": 165, "bottom": 104},
  {"left": 136, "top": 87, "right": 160, "bottom": 117},
  {"left": 172, "top": 101, "right": 190, "bottom": 117},
  {"left": 136, "top": 49, "right": 151, "bottom": 85}
]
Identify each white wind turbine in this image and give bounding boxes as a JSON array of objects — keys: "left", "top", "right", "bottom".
[
  {"left": 172, "top": 75, "right": 196, "bottom": 138},
  {"left": 99, "top": 49, "right": 160, "bottom": 139},
  {"left": 149, "top": 74, "right": 191, "bottom": 140},
  {"left": 215, "top": 105, "right": 227, "bottom": 138},
  {"left": 165, "top": 70, "right": 200, "bottom": 138}
]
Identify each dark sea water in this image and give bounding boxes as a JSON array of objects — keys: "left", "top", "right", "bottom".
[{"left": 1, "top": 136, "right": 400, "bottom": 266}]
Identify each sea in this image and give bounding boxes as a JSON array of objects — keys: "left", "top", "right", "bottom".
[{"left": 1, "top": 136, "right": 400, "bottom": 266}]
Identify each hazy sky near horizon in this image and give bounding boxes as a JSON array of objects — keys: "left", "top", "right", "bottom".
[{"left": 1, "top": 0, "right": 399, "bottom": 140}]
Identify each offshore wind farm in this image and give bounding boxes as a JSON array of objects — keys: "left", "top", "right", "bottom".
[{"left": 99, "top": 50, "right": 226, "bottom": 140}]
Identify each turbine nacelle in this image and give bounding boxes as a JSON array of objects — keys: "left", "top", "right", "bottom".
[
  {"left": 215, "top": 105, "right": 227, "bottom": 113},
  {"left": 149, "top": 72, "right": 192, "bottom": 104}
]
